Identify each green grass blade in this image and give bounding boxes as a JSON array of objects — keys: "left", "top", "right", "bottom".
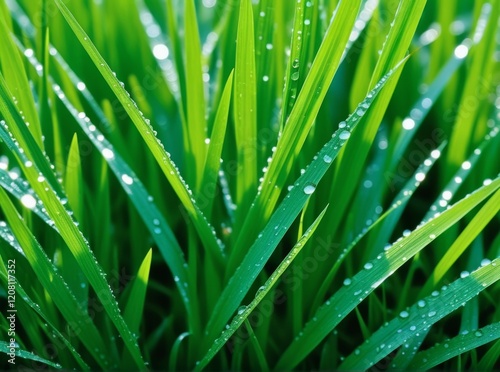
[
  {"left": 0, "top": 85, "right": 145, "bottom": 369},
  {"left": 229, "top": 0, "right": 363, "bottom": 273},
  {"left": 197, "top": 205, "right": 328, "bottom": 369},
  {"left": 0, "top": 257, "right": 90, "bottom": 369},
  {"left": 185, "top": 0, "right": 207, "bottom": 190},
  {"left": 0, "top": 341, "right": 62, "bottom": 369},
  {"left": 340, "top": 259, "right": 500, "bottom": 370},
  {"left": 205, "top": 63, "right": 401, "bottom": 353},
  {"left": 0, "top": 187, "right": 110, "bottom": 368},
  {"left": 123, "top": 248, "right": 152, "bottom": 335},
  {"left": 199, "top": 70, "right": 233, "bottom": 219},
  {"left": 233, "top": 0, "right": 258, "bottom": 225},
  {"left": 409, "top": 322, "right": 500, "bottom": 370},
  {"left": 275, "top": 177, "right": 500, "bottom": 370},
  {"left": 421, "top": 188, "right": 500, "bottom": 294},
  {"left": 52, "top": 0, "right": 225, "bottom": 268}
]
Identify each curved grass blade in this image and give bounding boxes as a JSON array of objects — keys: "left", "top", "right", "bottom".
[
  {"left": 205, "top": 62, "right": 403, "bottom": 352},
  {"left": 338, "top": 258, "right": 500, "bottom": 370},
  {"left": 311, "top": 141, "right": 445, "bottom": 312},
  {"left": 421, "top": 188, "right": 500, "bottom": 294},
  {"left": 233, "top": 0, "right": 258, "bottom": 224},
  {"left": 0, "top": 90, "right": 145, "bottom": 369},
  {"left": 275, "top": 177, "right": 500, "bottom": 370},
  {"left": 0, "top": 9, "right": 42, "bottom": 148},
  {"left": 408, "top": 322, "right": 500, "bottom": 370},
  {"left": 0, "top": 341, "right": 62, "bottom": 369},
  {"left": 199, "top": 70, "right": 233, "bottom": 219},
  {"left": 0, "top": 187, "right": 110, "bottom": 368},
  {"left": 229, "top": 0, "right": 363, "bottom": 273},
  {"left": 15, "top": 36, "right": 192, "bottom": 313},
  {"left": 197, "top": 205, "right": 328, "bottom": 370},
  {"left": 52, "top": 0, "right": 225, "bottom": 268},
  {"left": 477, "top": 338, "right": 500, "bottom": 370},
  {"left": 122, "top": 248, "right": 152, "bottom": 335},
  {"left": 0, "top": 257, "right": 90, "bottom": 370},
  {"left": 185, "top": 0, "right": 207, "bottom": 190}
]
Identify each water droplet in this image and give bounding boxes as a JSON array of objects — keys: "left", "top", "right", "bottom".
[
  {"left": 475, "top": 330, "right": 483, "bottom": 337},
  {"left": 21, "top": 194, "right": 37, "bottom": 209},
  {"left": 339, "top": 130, "right": 351, "bottom": 140},
  {"left": 343, "top": 278, "right": 352, "bottom": 286},
  {"left": 399, "top": 310, "right": 409, "bottom": 318},
  {"left": 364, "top": 262, "right": 373, "bottom": 270},
  {"left": 303, "top": 183, "right": 316, "bottom": 195},
  {"left": 102, "top": 148, "right": 114, "bottom": 159},
  {"left": 417, "top": 300, "right": 426, "bottom": 308},
  {"left": 427, "top": 311, "right": 437, "bottom": 317},
  {"left": 121, "top": 174, "right": 134, "bottom": 185},
  {"left": 460, "top": 271, "right": 470, "bottom": 278}
]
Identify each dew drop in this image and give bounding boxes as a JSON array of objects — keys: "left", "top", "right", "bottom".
[
  {"left": 339, "top": 130, "right": 351, "bottom": 140},
  {"left": 399, "top": 310, "right": 409, "bottom": 319},
  {"left": 303, "top": 183, "right": 316, "bottom": 195}
]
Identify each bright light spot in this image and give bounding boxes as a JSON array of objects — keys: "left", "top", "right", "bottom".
[
  {"left": 454, "top": 44, "right": 469, "bottom": 59},
  {"left": 202, "top": 0, "right": 216, "bottom": 7},
  {"left": 454, "top": 176, "right": 462, "bottom": 184},
  {"left": 402, "top": 117, "right": 415, "bottom": 130},
  {"left": 77, "top": 82, "right": 86, "bottom": 91},
  {"left": 442, "top": 190, "right": 452, "bottom": 201},
  {"left": 461, "top": 161, "right": 471, "bottom": 170},
  {"left": 21, "top": 194, "right": 37, "bottom": 209},
  {"left": 153, "top": 44, "right": 169, "bottom": 60},
  {"left": 421, "top": 97, "right": 433, "bottom": 109},
  {"left": 431, "top": 150, "right": 441, "bottom": 159},
  {"left": 415, "top": 172, "right": 426, "bottom": 182},
  {"left": 24, "top": 49, "right": 34, "bottom": 58},
  {"left": 102, "top": 148, "right": 114, "bottom": 159},
  {"left": 121, "top": 174, "right": 134, "bottom": 185}
]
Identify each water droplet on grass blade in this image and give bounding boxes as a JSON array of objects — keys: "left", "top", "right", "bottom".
[
  {"left": 339, "top": 130, "right": 351, "bottom": 140},
  {"left": 303, "top": 184, "right": 316, "bottom": 195}
]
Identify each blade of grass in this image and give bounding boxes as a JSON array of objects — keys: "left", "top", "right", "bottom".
[
  {"left": 275, "top": 176, "right": 500, "bottom": 370},
  {"left": 0, "top": 342, "right": 62, "bottom": 369},
  {"left": 52, "top": 0, "right": 225, "bottom": 269},
  {"left": 204, "top": 63, "right": 402, "bottom": 354},
  {"left": 233, "top": 0, "right": 258, "bottom": 228},
  {"left": 197, "top": 205, "right": 328, "bottom": 369},
  {"left": 339, "top": 258, "right": 500, "bottom": 370},
  {"left": 421, "top": 188, "right": 500, "bottom": 294},
  {"left": 229, "top": 0, "right": 363, "bottom": 274}
]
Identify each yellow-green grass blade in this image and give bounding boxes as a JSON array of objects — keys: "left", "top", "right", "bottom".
[
  {"left": 123, "top": 248, "right": 152, "bottom": 335},
  {"left": 205, "top": 63, "right": 400, "bottom": 354},
  {"left": 323, "top": 0, "right": 427, "bottom": 248},
  {"left": 16, "top": 37, "right": 192, "bottom": 315},
  {"left": 0, "top": 341, "right": 62, "bottom": 369},
  {"left": 120, "top": 248, "right": 152, "bottom": 369},
  {"left": 446, "top": 1, "right": 499, "bottom": 173},
  {"left": 197, "top": 206, "right": 328, "bottom": 370},
  {"left": 52, "top": 0, "right": 225, "bottom": 269},
  {"left": 421, "top": 188, "right": 500, "bottom": 294},
  {"left": 0, "top": 84, "right": 145, "bottom": 369},
  {"left": 199, "top": 70, "right": 233, "bottom": 220},
  {"left": 275, "top": 177, "right": 500, "bottom": 370},
  {"left": 0, "top": 73, "right": 62, "bottom": 197},
  {"left": 0, "top": 256, "right": 90, "bottom": 370},
  {"left": 229, "top": 0, "right": 363, "bottom": 273},
  {"left": 0, "top": 3, "right": 42, "bottom": 148},
  {"left": 0, "top": 186, "right": 110, "bottom": 368},
  {"left": 61, "top": 134, "right": 87, "bottom": 305},
  {"left": 185, "top": 0, "right": 207, "bottom": 190},
  {"left": 233, "top": 0, "right": 258, "bottom": 227}
]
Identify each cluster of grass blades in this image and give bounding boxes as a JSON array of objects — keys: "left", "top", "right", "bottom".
[{"left": 0, "top": 0, "right": 499, "bottom": 370}]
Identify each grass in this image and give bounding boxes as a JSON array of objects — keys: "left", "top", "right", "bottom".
[{"left": 0, "top": 0, "right": 499, "bottom": 370}]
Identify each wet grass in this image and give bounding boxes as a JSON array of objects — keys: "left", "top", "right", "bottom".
[{"left": 0, "top": 0, "right": 499, "bottom": 370}]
